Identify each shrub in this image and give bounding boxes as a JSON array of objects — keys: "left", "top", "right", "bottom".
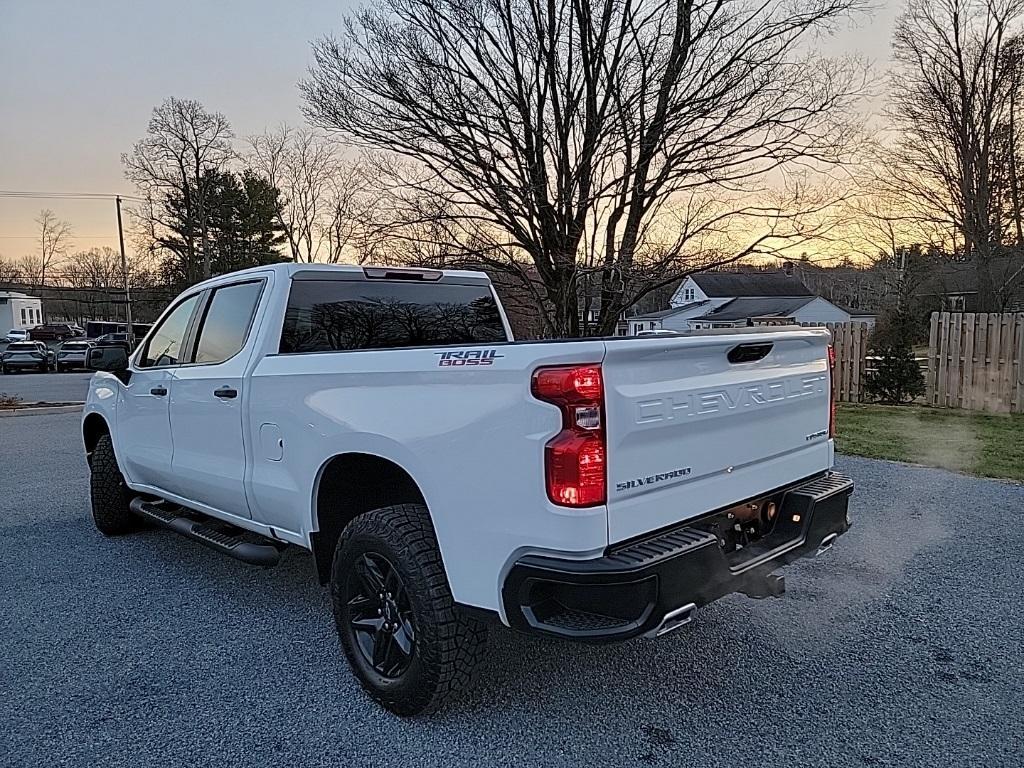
[
  {"left": 864, "top": 310, "right": 925, "bottom": 404},
  {"left": 0, "top": 392, "right": 23, "bottom": 409}
]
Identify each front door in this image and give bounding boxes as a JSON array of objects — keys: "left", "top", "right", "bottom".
[
  {"left": 118, "top": 292, "right": 202, "bottom": 488},
  {"left": 166, "top": 280, "right": 265, "bottom": 519}
]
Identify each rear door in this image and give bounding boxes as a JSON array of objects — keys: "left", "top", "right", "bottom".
[
  {"left": 165, "top": 279, "right": 266, "bottom": 518},
  {"left": 602, "top": 329, "right": 832, "bottom": 543}
]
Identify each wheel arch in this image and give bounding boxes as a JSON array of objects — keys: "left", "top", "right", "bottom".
[
  {"left": 82, "top": 412, "right": 111, "bottom": 463},
  {"left": 310, "top": 452, "right": 429, "bottom": 584}
]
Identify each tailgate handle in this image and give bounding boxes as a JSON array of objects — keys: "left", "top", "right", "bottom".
[{"left": 727, "top": 343, "right": 773, "bottom": 364}]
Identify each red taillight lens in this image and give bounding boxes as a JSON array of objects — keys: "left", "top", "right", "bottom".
[
  {"left": 546, "top": 431, "right": 606, "bottom": 506},
  {"left": 532, "top": 365, "right": 602, "bottom": 403},
  {"left": 827, "top": 343, "right": 836, "bottom": 438},
  {"left": 531, "top": 365, "right": 606, "bottom": 507}
]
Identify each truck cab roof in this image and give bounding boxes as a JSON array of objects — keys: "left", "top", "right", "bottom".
[{"left": 187, "top": 263, "right": 492, "bottom": 292}]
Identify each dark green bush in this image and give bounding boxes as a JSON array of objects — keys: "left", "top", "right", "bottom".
[{"left": 864, "top": 309, "right": 925, "bottom": 404}]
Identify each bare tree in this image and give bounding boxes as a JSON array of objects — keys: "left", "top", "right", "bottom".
[
  {"left": 35, "top": 209, "right": 72, "bottom": 286},
  {"left": 124, "top": 98, "right": 235, "bottom": 282},
  {"left": 887, "top": 0, "right": 1024, "bottom": 310},
  {"left": 248, "top": 126, "right": 368, "bottom": 263},
  {"left": 0, "top": 258, "right": 21, "bottom": 284},
  {"left": 303, "top": 0, "right": 867, "bottom": 336}
]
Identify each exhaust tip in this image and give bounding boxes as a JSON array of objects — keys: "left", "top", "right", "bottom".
[{"left": 646, "top": 602, "right": 697, "bottom": 638}]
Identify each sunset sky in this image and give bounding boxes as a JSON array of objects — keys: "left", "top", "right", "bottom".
[{"left": 0, "top": 0, "right": 901, "bottom": 262}]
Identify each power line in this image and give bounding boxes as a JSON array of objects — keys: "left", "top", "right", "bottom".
[
  {"left": 0, "top": 190, "right": 145, "bottom": 202},
  {"left": 0, "top": 234, "right": 115, "bottom": 239}
]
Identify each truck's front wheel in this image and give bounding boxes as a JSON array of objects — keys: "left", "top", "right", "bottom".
[
  {"left": 331, "top": 504, "right": 487, "bottom": 716},
  {"left": 89, "top": 434, "right": 140, "bottom": 536}
]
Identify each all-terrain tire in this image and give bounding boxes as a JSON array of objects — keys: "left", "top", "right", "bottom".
[
  {"left": 90, "top": 434, "right": 140, "bottom": 536},
  {"left": 331, "top": 503, "right": 488, "bottom": 716}
]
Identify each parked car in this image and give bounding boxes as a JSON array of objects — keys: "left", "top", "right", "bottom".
[
  {"left": 82, "top": 263, "right": 852, "bottom": 716},
  {"left": 1, "top": 341, "right": 55, "bottom": 373},
  {"left": 29, "top": 323, "right": 78, "bottom": 342},
  {"left": 67, "top": 323, "right": 87, "bottom": 337},
  {"left": 93, "top": 332, "right": 133, "bottom": 350},
  {"left": 55, "top": 340, "right": 95, "bottom": 372},
  {"left": 4, "top": 329, "right": 30, "bottom": 343}
]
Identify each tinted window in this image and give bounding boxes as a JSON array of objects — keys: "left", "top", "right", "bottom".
[
  {"left": 138, "top": 294, "right": 201, "bottom": 367},
  {"left": 62, "top": 342, "right": 90, "bottom": 350},
  {"left": 280, "top": 279, "right": 507, "bottom": 353},
  {"left": 7, "top": 343, "right": 37, "bottom": 352},
  {"left": 194, "top": 281, "right": 263, "bottom": 365}
]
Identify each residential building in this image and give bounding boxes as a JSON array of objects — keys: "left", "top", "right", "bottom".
[
  {"left": 0, "top": 290, "right": 43, "bottom": 332},
  {"left": 627, "top": 271, "right": 854, "bottom": 333}
]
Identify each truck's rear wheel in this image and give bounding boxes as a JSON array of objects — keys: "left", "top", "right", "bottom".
[
  {"left": 89, "top": 434, "right": 140, "bottom": 536},
  {"left": 331, "top": 503, "right": 487, "bottom": 716}
]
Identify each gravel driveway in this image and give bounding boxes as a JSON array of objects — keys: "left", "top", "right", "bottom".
[{"left": 1, "top": 412, "right": 1021, "bottom": 767}]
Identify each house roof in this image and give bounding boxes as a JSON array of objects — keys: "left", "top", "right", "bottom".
[
  {"left": 703, "top": 296, "right": 814, "bottom": 321},
  {"left": 690, "top": 271, "right": 813, "bottom": 297},
  {"left": 631, "top": 301, "right": 709, "bottom": 320}
]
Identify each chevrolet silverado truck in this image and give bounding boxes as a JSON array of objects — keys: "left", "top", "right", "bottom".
[{"left": 82, "top": 263, "right": 853, "bottom": 715}]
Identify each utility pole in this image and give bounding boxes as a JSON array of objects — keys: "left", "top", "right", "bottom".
[{"left": 115, "top": 196, "right": 134, "bottom": 342}]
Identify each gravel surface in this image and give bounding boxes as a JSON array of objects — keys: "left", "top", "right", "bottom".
[
  {"left": 2, "top": 412, "right": 1022, "bottom": 767},
  {"left": 0, "top": 371, "right": 91, "bottom": 403}
]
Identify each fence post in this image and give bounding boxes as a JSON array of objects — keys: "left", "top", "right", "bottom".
[
  {"left": 926, "top": 312, "right": 938, "bottom": 405},
  {"left": 1011, "top": 313, "right": 1019, "bottom": 411}
]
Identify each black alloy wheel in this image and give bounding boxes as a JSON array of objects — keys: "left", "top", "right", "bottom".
[{"left": 344, "top": 552, "right": 416, "bottom": 679}]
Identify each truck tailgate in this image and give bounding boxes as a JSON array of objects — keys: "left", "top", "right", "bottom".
[{"left": 602, "top": 329, "right": 833, "bottom": 543}]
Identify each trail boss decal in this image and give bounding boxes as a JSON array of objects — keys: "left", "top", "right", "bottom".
[
  {"left": 435, "top": 349, "right": 504, "bottom": 367},
  {"left": 616, "top": 466, "right": 692, "bottom": 493}
]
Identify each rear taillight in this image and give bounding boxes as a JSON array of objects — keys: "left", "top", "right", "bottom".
[
  {"left": 531, "top": 365, "right": 606, "bottom": 507},
  {"left": 827, "top": 343, "right": 836, "bottom": 438}
]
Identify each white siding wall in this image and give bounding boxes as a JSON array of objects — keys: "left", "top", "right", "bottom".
[
  {"left": 0, "top": 297, "right": 43, "bottom": 331},
  {"left": 668, "top": 277, "right": 708, "bottom": 307},
  {"left": 792, "top": 297, "right": 851, "bottom": 325}
]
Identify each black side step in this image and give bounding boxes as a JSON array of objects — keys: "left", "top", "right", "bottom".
[{"left": 129, "top": 497, "right": 283, "bottom": 567}]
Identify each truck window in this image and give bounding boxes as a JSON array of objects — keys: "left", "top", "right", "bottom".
[
  {"left": 138, "top": 294, "right": 201, "bottom": 368},
  {"left": 279, "top": 279, "right": 507, "bottom": 353},
  {"left": 193, "top": 281, "right": 264, "bottom": 365}
]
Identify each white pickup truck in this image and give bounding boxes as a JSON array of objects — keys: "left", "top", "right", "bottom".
[{"left": 82, "top": 263, "right": 853, "bottom": 715}]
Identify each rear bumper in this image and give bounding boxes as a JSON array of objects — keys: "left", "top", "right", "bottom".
[
  {"left": 3, "top": 359, "right": 48, "bottom": 369},
  {"left": 501, "top": 471, "right": 853, "bottom": 642}
]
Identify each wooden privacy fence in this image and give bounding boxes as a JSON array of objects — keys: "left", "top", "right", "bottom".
[
  {"left": 926, "top": 312, "right": 1024, "bottom": 413},
  {"left": 800, "top": 322, "right": 870, "bottom": 403},
  {"left": 824, "top": 322, "right": 869, "bottom": 403}
]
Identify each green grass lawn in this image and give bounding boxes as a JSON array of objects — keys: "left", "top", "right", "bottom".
[{"left": 836, "top": 403, "right": 1024, "bottom": 483}]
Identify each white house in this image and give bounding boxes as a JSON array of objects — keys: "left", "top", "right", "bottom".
[
  {"left": 0, "top": 291, "right": 43, "bottom": 333},
  {"left": 627, "top": 271, "right": 854, "bottom": 333}
]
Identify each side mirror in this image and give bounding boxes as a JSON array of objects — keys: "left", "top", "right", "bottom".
[{"left": 87, "top": 346, "right": 130, "bottom": 380}]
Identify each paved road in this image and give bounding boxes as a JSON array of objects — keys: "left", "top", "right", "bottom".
[
  {"left": 0, "top": 371, "right": 91, "bottom": 402},
  {"left": 1, "top": 412, "right": 1022, "bottom": 768}
]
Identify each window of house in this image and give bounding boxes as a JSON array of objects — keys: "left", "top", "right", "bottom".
[
  {"left": 683, "top": 288, "right": 695, "bottom": 301},
  {"left": 21, "top": 308, "right": 26, "bottom": 322}
]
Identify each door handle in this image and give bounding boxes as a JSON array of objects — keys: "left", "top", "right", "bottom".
[
  {"left": 214, "top": 386, "right": 238, "bottom": 400},
  {"left": 150, "top": 386, "right": 167, "bottom": 396}
]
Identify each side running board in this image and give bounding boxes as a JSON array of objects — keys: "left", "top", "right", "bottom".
[{"left": 129, "top": 497, "right": 283, "bottom": 567}]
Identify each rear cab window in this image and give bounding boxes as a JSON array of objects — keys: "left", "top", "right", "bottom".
[{"left": 279, "top": 278, "right": 509, "bottom": 353}]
